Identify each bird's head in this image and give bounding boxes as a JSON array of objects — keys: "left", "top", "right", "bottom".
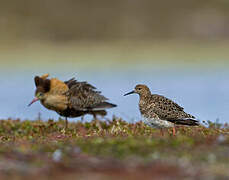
[
  {"left": 35, "top": 87, "right": 45, "bottom": 100},
  {"left": 28, "top": 75, "right": 51, "bottom": 106},
  {"left": 124, "top": 84, "right": 151, "bottom": 97}
]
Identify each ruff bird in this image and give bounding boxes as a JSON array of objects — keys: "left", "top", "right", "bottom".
[
  {"left": 29, "top": 74, "right": 117, "bottom": 128},
  {"left": 124, "top": 84, "right": 199, "bottom": 136}
]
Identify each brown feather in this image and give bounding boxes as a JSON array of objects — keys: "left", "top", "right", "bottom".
[
  {"left": 49, "top": 78, "right": 69, "bottom": 95},
  {"left": 65, "top": 78, "right": 112, "bottom": 111},
  {"left": 127, "top": 84, "right": 199, "bottom": 127},
  {"left": 34, "top": 76, "right": 43, "bottom": 87},
  {"left": 32, "top": 75, "right": 116, "bottom": 120}
]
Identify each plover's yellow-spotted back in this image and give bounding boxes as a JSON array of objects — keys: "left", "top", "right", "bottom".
[{"left": 124, "top": 84, "right": 199, "bottom": 136}]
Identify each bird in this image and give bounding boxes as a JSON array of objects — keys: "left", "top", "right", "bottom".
[
  {"left": 124, "top": 84, "right": 199, "bottom": 136},
  {"left": 28, "top": 74, "right": 117, "bottom": 129}
]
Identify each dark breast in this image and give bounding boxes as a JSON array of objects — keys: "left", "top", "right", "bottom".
[{"left": 58, "top": 108, "right": 86, "bottom": 118}]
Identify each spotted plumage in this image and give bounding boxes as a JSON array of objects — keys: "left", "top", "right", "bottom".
[
  {"left": 124, "top": 84, "right": 199, "bottom": 135},
  {"left": 29, "top": 74, "right": 117, "bottom": 128},
  {"left": 65, "top": 78, "right": 110, "bottom": 111}
]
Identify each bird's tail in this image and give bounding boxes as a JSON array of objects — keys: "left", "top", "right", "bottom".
[
  {"left": 91, "top": 102, "right": 117, "bottom": 111},
  {"left": 170, "top": 118, "right": 199, "bottom": 126}
]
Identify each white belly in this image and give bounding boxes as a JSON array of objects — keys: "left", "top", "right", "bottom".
[{"left": 142, "top": 116, "right": 174, "bottom": 128}]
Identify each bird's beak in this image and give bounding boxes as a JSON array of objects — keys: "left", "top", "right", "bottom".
[
  {"left": 28, "top": 97, "right": 39, "bottom": 106},
  {"left": 124, "top": 90, "right": 135, "bottom": 96}
]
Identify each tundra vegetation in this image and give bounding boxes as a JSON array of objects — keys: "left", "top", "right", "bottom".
[{"left": 0, "top": 118, "right": 228, "bottom": 179}]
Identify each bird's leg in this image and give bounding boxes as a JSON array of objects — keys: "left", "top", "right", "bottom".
[
  {"left": 81, "top": 115, "right": 84, "bottom": 123},
  {"left": 93, "top": 113, "right": 97, "bottom": 120},
  {"left": 172, "top": 126, "right": 176, "bottom": 136},
  {"left": 160, "top": 128, "right": 164, "bottom": 136},
  {"left": 65, "top": 117, "right": 68, "bottom": 129},
  {"left": 92, "top": 113, "right": 102, "bottom": 131}
]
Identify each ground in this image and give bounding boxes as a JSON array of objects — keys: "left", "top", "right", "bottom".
[{"left": 0, "top": 118, "right": 228, "bottom": 180}]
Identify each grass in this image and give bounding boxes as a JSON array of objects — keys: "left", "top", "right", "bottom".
[{"left": 0, "top": 118, "right": 228, "bottom": 179}]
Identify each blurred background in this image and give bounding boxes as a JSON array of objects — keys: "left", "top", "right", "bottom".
[{"left": 1, "top": 0, "right": 229, "bottom": 123}]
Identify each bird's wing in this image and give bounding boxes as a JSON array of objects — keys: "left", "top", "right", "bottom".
[
  {"left": 65, "top": 78, "right": 109, "bottom": 111},
  {"left": 151, "top": 94, "right": 195, "bottom": 120}
]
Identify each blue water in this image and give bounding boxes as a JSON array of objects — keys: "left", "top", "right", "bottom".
[{"left": 1, "top": 66, "right": 229, "bottom": 124}]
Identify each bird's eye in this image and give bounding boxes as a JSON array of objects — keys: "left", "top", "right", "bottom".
[
  {"left": 138, "top": 88, "right": 141, "bottom": 90},
  {"left": 37, "top": 92, "right": 43, "bottom": 97}
]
